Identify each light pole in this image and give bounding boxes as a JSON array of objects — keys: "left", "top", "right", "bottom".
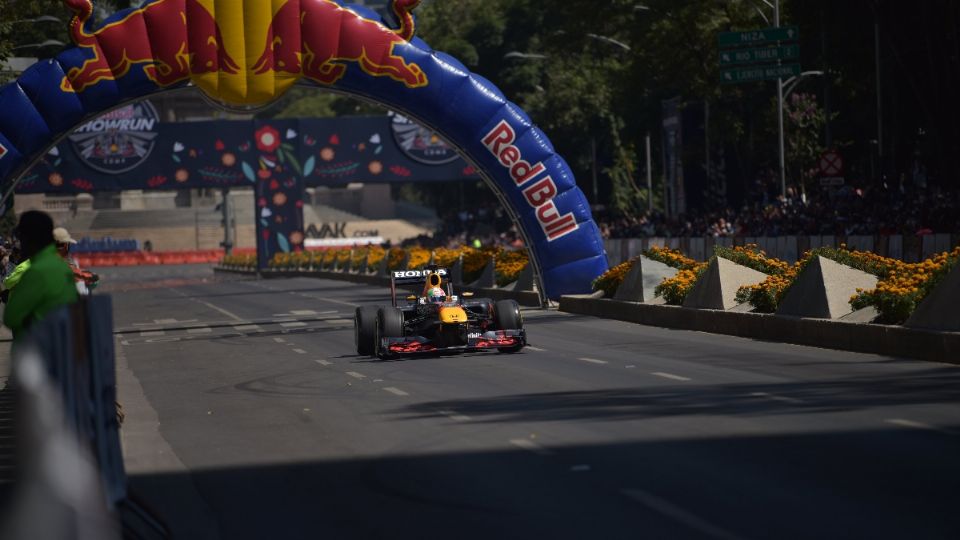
[{"left": 782, "top": 70, "right": 824, "bottom": 100}]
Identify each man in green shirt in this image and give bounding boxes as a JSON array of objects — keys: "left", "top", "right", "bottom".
[{"left": 3, "top": 211, "right": 78, "bottom": 339}]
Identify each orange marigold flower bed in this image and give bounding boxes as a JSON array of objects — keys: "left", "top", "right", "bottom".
[
  {"left": 387, "top": 247, "right": 406, "bottom": 271},
  {"left": 655, "top": 263, "right": 709, "bottom": 305},
  {"left": 644, "top": 246, "right": 700, "bottom": 270},
  {"left": 851, "top": 246, "right": 959, "bottom": 323},
  {"left": 366, "top": 246, "right": 386, "bottom": 272},
  {"left": 592, "top": 258, "right": 634, "bottom": 297},
  {"left": 406, "top": 247, "right": 431, "bottom": 270},
  {"left": 495, "top": 249, "right": 529, "bottom": 287}
]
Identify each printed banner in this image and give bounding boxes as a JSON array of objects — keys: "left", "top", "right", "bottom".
[{"left": 16, "top": 112, "right": 476, "bottom": 194}]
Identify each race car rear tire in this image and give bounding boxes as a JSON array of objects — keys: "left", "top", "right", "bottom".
[
  {"left": 376, "top": 307, "right": 405, "bottom": 359},
  {"left": 355, "top": 306, "right": 378, "bottom": 356},
  {"left": 493, "top": 299, "right": 524, "bottom": 353}
]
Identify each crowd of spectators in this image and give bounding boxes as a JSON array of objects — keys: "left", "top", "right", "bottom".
[
  {"left": 403, "top": 203, "right": 526, "bottom": 249},
  {"left": 599, "top": 184, "right": 960, "bottom": 239},
  {"left": 405, "top": 181, "right": 959, "bottom": 248}
]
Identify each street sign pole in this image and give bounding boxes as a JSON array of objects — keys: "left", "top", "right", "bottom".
[{"left": 775, "top": 0, "right": 787, "bottom": 200}]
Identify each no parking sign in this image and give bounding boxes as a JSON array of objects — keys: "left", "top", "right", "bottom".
[{"left": 819, "top": 150, "right": 845, "bottom": 186}]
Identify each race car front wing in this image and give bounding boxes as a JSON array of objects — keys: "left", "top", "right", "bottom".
[{"left": 380, "top": 329, "right": 527, "bottom": 356}]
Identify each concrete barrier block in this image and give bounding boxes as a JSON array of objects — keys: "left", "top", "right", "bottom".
[
  {"left": 470, "top": 258, "right": 496, "bottom": 289},
  {"left": 613, "top": 256, "right": 677, "bottom": 303},
  {"left": 503, "top": 263, "right": 535, "bottom": 292},
  {"left": 905, "top": 263, "right": 960, "bottom": 332},
  {"left": 683, "top": 257, "right": 767, "bottom": 311},
  {"left": 776, "top": 256, "right": 878, "bottom": 319}
]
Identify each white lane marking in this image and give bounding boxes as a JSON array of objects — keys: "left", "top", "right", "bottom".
[
  {"left": 383, "top": 387, "right": 409, "bottom": 396},
  {"left": 651, "top": 372, "right": 691, "bottom": 382},
  {"left": 187, "top": 327, "right": 212, "bottom": 334},
  {"left": 155, "top": 318, "right": 178, "bottom": 324},
  {"left": 140, "top": 330, "right": 165, "bottom": 337},
  {"left": 749, "top": 392, "right": 803, "bottom": 405},
  {"left": 274, "top": 338, "right": 286, "bottom": 343},
  {"left": 290, "top": 310, "right": 317, "bottom": 316},
  {"left": 509, "top": 438, "right": 554, "bottom": 456},
  {"left": 292, "top": 349, "right": 308, "bottom": 355},
  {"left": 234, "top": 325, "right": 262, "bottom": 332},
  {"left": 625, "top": 365, "right": 636, "bottom": 369},
  {"left": 192, "top": 298, "right": 244, "bottom": 322},
  {"left": 326, "top": 318, "right": 354, "bottom": 325},
  {"left": 578, "top": 357, "right": 608, "bottom": 365},
  {"left": 621, "top": 489, "right": 745, "bottom": 540},
  {"left": 438, "top": 410, "right": 471, "bottom": 422},
  {"left": 315, "top": 359, "right": 333, "bottom": 366},
  {"left": 526, "top": 346, "right": 546, "bottom": 352},
  {"left": 885, "top": 418, "right": 957, "bottom": 436},
  {"left": 145, "top": 337, "right": 181, "bottom": 343},
  {"left": 346, "top": 371, "right": 366, "bottom": 379},
  {"left": 301, "top": 296, "right": 359, "bottom": 308},
  {"left": 280, "top": 322, "right": 307, "bottom": 328}
]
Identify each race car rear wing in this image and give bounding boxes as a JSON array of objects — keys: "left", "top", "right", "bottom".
[{"left": 390, "top": 268, "right": 450, "bottom": 307}]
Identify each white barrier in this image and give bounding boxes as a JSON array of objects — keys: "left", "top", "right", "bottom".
[{"left": 603, "top": 234, "right": 959, "bottom": 266}]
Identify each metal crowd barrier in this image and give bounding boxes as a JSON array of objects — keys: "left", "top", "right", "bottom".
[{"left": 2, "top": 296, "right": 168, "bottom": 539}]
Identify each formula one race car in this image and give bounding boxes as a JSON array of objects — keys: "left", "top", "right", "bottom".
[{"left": 354, "top": 267, "right": 526, "bottom": 359}]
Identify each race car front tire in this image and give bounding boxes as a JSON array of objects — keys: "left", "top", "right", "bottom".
[
  {"left": 355, "top": 306, "right": 379, "bottom": 356},
  {"left": 494, "top": 299, "right": 522, "bottom": 330},
  {"left": 376, "top": 307, "right": 405, "bottom": 359},
  {"left": 493, "top": 299, "right": 524, "bottom": 353}
]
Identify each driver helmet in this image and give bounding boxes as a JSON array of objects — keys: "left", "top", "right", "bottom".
[{"left": 426, "top": 286, "right": 446, "bottom": 303}]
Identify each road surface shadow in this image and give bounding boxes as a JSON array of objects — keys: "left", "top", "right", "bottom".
[
  {"left": 125, "top": 429, "right": 960, "bottom": 540},
  {"left": 394, "top": 366, "right": 960, "bottom": 423}
]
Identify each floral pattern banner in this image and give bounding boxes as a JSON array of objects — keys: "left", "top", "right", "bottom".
[
  {"left": 253, "top": 120, "right": 305, "bottom": 270},
  {"left": 18, "top": 116, "right": 477, "bottom": 194}
]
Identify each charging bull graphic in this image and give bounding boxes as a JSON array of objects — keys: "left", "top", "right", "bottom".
[{"left": 60, "top": 0, "right": 427, "bottom": 106}]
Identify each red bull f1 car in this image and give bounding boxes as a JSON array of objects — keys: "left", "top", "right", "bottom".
[{"left": 354, "top": 267, "right": 526, "bottom": 359}]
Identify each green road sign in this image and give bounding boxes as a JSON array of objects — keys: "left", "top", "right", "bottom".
[
  {"left": 721, "top": 63, "right": 801, "bottom": 84},
  {"left": 718, "top": 26, "right": 799, "bottom": 48},
  {"left": 719, "top": 44, "right": 799, "bottom": 66}
]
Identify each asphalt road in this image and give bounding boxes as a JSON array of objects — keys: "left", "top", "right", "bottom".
[{"left": 103, "top": 265, "right": 960, "bottom": 540}]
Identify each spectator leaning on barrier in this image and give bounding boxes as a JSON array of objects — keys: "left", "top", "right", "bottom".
[
  {"left": 3, "top": 211, "right": 78, "bottom": 339},
  {"left": 54, "top": 227, "right": 99, "bottom": 295}
]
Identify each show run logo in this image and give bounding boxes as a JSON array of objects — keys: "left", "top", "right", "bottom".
[
  {"left": 391, "top": 113, "right": 459, "bottom": 165},
  {"left": 68, "top": 101, "right": 160, "bottom": 174},
  {"left": 482, "top": 121, "right": 578, "bottom": 242}
]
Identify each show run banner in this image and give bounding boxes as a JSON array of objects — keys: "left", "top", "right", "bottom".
[{"left": 17, "top": 108, "right": 477, "bottom": 194}]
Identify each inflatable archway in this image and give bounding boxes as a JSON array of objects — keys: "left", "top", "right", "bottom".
[{"left": 0, "top": 0, "right": 608, "bottom": 300}]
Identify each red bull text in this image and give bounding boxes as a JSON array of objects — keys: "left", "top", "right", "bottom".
[{"left": 483, "top": 121, "right": 579, "bottom": 242}]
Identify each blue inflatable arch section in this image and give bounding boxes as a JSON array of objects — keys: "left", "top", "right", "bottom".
[{"left": 0, "top": 0, "right": 608, "bottom": 300}]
